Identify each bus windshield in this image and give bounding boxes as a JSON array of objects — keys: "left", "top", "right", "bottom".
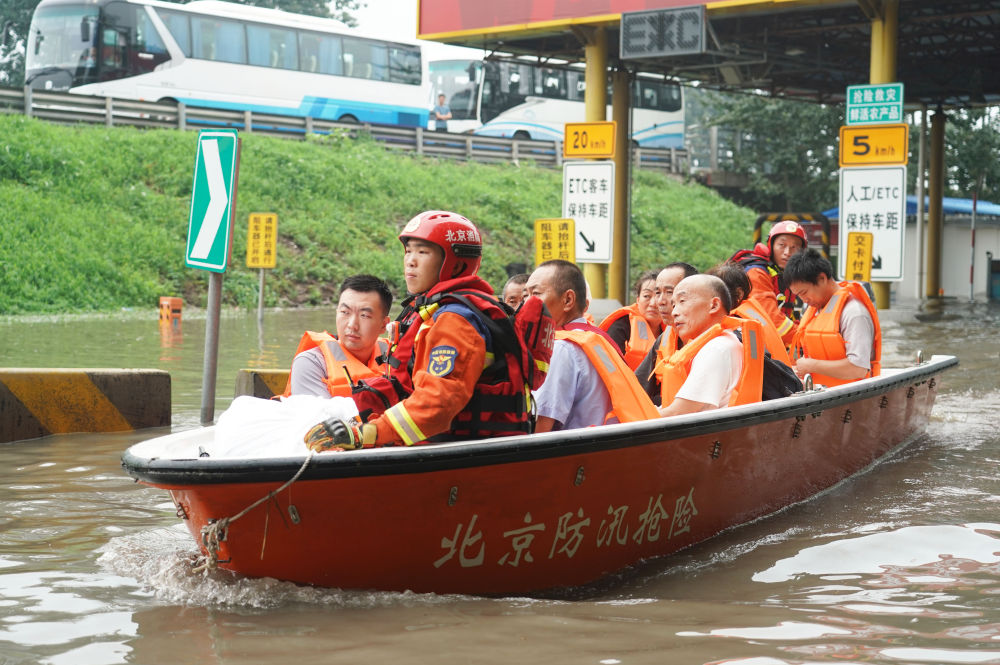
[
  {"left": 429, "top": 59, "right": 481, "bottom": 121},
  {"left": 26, "top": 4, "right": 98, "bottom": 89}
]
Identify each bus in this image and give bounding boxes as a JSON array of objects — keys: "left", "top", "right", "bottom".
[
  {"left": 429, "top": 58, "right": 684, "bottom": 147},
  {"left": 24, "top": 0, "right": 429, "bottom": 127}
]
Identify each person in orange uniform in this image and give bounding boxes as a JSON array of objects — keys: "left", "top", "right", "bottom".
[
  {"left": 786, "top": 249, "right": 881, "bottom": 386},
  {"left": 283, "top": 274, "right": 391, "bottom": 398},
  {"left": 306, "top": 210, "right": 532, "bottom": 450},
  {"left": 706, "top": 262, "right": 792, "bottom": 366},
  {"left": 731, "top": 220, "right": 808, "bottom": 346},
  {"left": 527, "top": 260, "right": 658, "bottom": 432},
  {"left": 656, "top": 275, "right": 764, "bottom": 417},
  {"left": 599, "top": 270, "right": 663, "bottom": 370}
]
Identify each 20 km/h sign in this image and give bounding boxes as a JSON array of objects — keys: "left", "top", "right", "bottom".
[
  {"left": 186, "top": 129, "right": 241, "bottom": 272},
  {"left": 839, "top": 124, "right": 908, "bottom": 167},
  {"left": 563, "top": 122, "right": 616, "bottom": 159}
]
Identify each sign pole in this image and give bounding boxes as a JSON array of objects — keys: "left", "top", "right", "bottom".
[
  {"left": 257, "top": 268, "right": 265, "bottom": 322},
  {"left": 201, "top": 271, "right": 223, "bottom": 425}
]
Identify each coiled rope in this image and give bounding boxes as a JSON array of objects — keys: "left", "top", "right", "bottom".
[{"left": 192, "top": 450, "right": 314, "bottom": 574}]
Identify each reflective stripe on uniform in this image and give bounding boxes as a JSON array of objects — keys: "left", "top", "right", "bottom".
[
  {"left": 776, "top": 317, "right": 794, "bottom": 335},
  {"left": 385, "top": 402, "right": 426, "bottom": 446}
]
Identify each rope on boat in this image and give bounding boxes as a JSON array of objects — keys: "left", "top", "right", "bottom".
[{"left": 192, "top": 451, "right": 314, "bottom": 575}]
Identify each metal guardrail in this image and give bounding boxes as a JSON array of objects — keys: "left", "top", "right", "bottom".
[{"left": 0, "top": 86, "right": 688, "bottom": 174}]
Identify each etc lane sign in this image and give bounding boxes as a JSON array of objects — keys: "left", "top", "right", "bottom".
[
  {"left": 185, "top": 129, "right": 241, "bottom": 272},
  {"left": 837, "top": 166, "right": 906, "bottom": 281},
  {"left": 563, "top": 161, "right": 614, "bottom": 264}
]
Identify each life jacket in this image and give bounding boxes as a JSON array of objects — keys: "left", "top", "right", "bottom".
[
  {"left": 563, "top": 320, "right": 623, "bottom": 356},
  {"left": 655, "top": 316, "right": 765, "bottom": 408},
  {"left": 599, "top": 303, "right": 660, "bottom": 370},
  {"left": 731, "top": 244, "right": 797, "bottom": 321},
  {"left": 732, "top": 299, "right": 792, "bottom": 366},
  {"left": 352, "top": 275, "right": 552, "bottom": 441},
  {"left": 792, "top": 281, "right": 882, "bottom": 387},
  {"left": 281, "top": 331, "right": 388, "bottom": 398},
  {"left": 556, "top": 329, "right": 660, "bottom": 424}
]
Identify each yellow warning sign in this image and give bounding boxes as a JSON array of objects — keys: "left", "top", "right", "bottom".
[
  {"left": 246, "top": 213, "right": 278, "bottom": 269},
  {"left": 563, "top": 122, "right": 616, "bottom": 159},
  {"left": 534, "top": 218, "right": 575, "bottom": 265},
  {"left": 845, "top": 231, "right": 874, "bottom": 282},
  {"left": 839, "top": 124, "right": 909, "bottom": 167}
]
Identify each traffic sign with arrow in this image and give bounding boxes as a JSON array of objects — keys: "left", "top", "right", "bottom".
[{"left": 185, "top": 129, "right": 241, "bottom": 273}]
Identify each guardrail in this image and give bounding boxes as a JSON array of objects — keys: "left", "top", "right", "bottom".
[{"left": 0, "top": 86, "right": 688, "bottom": 174}]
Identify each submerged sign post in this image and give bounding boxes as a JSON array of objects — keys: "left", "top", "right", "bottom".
[{"left": 185, "top": 129, "right": 241, "bottom": 424}]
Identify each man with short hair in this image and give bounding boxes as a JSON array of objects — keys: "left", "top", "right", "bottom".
[
  {"left": 501, "top": 273, "right": 529, "bottom": 309},
  {"left": 657, "top": 274, "right": 764, "bottom": 417},
  {"left": 527, "top": 260, "right": 657, "bottom": 432},
  {"left": 432, "top": 93, "right": 452, "bottom": 132},
  {"left": 786, "top": 248, "right": 881, "bottom": 386},
  {"left": 284, "top": 274, "right": 392, "bottom": 398},
  {"left": 634, "top": 262, "right": 699, "bottom": 402}
]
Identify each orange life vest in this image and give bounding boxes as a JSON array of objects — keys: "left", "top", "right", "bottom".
[
  {"left": 282, "top": 331, "right": 388, "bottom": 398},
  {"left": 556, "top": 329, "right": 660, "bottom": 424},
  {"left": 733, "top": 299, "right": 792, "bottom": 365},
  {"left": 655, "top": 316, "right": 765, "bottom": 408},
  {"left": 599, "top": 303, "right": 661, "bottom": 370},
  {"left": 792, "top": 282, "right": 881, "bottom": 387}
]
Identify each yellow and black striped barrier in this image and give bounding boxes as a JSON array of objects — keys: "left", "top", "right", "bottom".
[
  {"left": 0, "top": 368, "right": 171, "bottom": 443},
  {"left": 235, "top": 369, "right": 290, "bottom": 399}
]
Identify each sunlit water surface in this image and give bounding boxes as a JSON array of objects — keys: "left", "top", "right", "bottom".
[{"left": 1, "top": 301, "right": 998, "bottom": 664}]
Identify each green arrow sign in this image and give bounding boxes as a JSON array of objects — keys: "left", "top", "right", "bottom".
[{"left": 185, "top": 129, "right": 240, "bottom": 272}]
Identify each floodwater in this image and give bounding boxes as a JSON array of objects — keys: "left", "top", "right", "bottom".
[{"left": 1, "top": 300, "right": 999, "bottom": 665}]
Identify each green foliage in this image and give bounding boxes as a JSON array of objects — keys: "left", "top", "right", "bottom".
[
  {"left": 945, "top": 108, "right": 1000, "bottom": 202},
  {"left": 0, "top": 114, "right": 757, "bottom": 315},
  {"left": 0, "top": 0, "right": 36, "bottom": 87}
]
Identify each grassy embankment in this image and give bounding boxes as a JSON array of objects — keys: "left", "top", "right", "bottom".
[{"left": 0, "top": 114, "right": 757, "bottom": 315}]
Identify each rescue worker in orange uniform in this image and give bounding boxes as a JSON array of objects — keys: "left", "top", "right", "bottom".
[
  {"left": 707, "top": 262, "right": 792, "bottom": 366},
  {"left": 656, "top": 275, "right": 765, "bottom": 417},
  {"left": 282, "top": 274, "right": 391, "bottom": 398},
  {"left": 731, "top": 219, "right": 808, "bottom": 346},
  {"left": 599, "top": 270, "right": 663, "bottom": 370},
  {"left": 786, "top": 249, "right": 881, "bottom": 386},
  {"left": 527, "top": 260, "right": 658, "bottom": 432},
  {"left": 305, "top": 210, "right": 533, "bottom": 450}
]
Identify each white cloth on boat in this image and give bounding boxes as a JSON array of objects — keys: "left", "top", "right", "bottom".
[{"left": 208, "top": 394, "right": 360, "bottom": 458}]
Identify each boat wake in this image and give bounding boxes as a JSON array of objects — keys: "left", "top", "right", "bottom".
[{"left": 96, "top": 527, "right": 462, "bottom": 609}]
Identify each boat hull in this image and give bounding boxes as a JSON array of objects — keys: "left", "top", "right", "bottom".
[{"left": 122, "top": 356, "right": 955, "bottom": 594}]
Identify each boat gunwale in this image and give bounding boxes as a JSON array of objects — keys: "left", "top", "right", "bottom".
[{"left": 121, "top": 355, "right": 957, "bottom": 486}]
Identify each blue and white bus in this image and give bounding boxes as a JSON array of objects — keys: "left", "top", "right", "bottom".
[
  {"left": 25, "top": 0, "right": 429, "bottom": 127},
  {"left": 430, "top": 58, "right": 684, "bottom": 147}
]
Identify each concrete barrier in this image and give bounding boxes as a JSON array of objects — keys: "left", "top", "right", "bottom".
[
  {"left": 0, "top": 368, "right": 171, "bottom": 443},
  {"left": 235, "top": 369, "right": 289, "bottom": 399}
]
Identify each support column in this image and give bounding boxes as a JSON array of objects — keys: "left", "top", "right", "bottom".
[
  {"left": 609, "top": 68, "right": 631, "bottom": 304},
  {"left": 583, "top": 27, "right": 608, "bottom": 299},
  {"left": 926, "top": 109, "right": 945, "bottom": 298},
  {"left": 867, "top": 0, "right": 898, "bottom": 309}
]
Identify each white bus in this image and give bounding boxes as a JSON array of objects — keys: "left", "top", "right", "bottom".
[
  {"left": 24, "top": 0, "right": 429, "bottom": 127},
  {"left": 429, "top": 58, "right": 684, "bottom": 147}
]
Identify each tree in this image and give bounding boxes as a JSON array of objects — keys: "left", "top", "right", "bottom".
[{"left": 945, "top": 108, "right": 1000, "bottom": 203}]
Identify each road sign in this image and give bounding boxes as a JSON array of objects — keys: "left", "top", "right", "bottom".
[
  {"left": 185, "top": 129, "right": 241, "bottom": 272},
  {"left": 246, "top": 213, "right": 278, "bottom": 269},
  {"left": 563, "top": 122, "right": 616, "bottom": 159},
  {"left": 845, "top": 232, "right": 874, "bottom": 282},
  {"left": 534, "top": 218, "right": 576, "bottom": 265},
  {"left": 846, "top": 83, "right": 904, "bottom": 126},
  {"left": 563, "top": 161, "right": 615, "bottom": 264},
  {"left": 837, "top": 166, "right": 906, "bottom": 281},
  {"left": 621, "top": 5, "right": 705, "bottom": 59},
  {"left": 839, "top": 124, "right": 909, "bottom": 167}
]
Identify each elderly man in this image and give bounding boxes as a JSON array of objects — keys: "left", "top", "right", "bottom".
[
  {"left": 284, "top": 274, "right": 392, "bottom": 398},
  {"left": 527, "top": 260, "right": 657, "bottom": 432},
  {"left": 656, "top": 274, "right": 764, "bottom": 417}
]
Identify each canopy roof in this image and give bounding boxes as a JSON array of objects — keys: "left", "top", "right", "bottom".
[
  {"left": 419, "top": 0, "right": 1000, "bottom": 108},
  {"left": 823, "top": 196, "right": 1000, "bottom": 219}
]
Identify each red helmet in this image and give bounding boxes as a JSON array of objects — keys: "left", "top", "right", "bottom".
[
  {"left": 399, "top": 210, "right": 483, "bottom": 281},
  {"left": 767, "top": 219, "right": 808, "bottom": 251}
]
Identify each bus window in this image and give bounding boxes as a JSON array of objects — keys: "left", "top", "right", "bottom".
[
  {"left": 157, "top": 10, "right": 190, "bottom": 57},
  {"left": 343, "top": 37, "right": 387, "bottom": 81},
  {"left": 535, "top": 68, "right": 565, "bottom": 98},
  {"left": 191, "top": 16, "right": 246, "bottom": 64},
  {"left": 299, "top": 32, "right": 342, "bottom": 76},
  {"left": 101, "top": 2, "right": 169, "bottom": 75},
  {"left": 247, "top": 24, "right": 297, "bottom": 70},
  {"left": 388, "top": 45, "right": 420, "bottom": 85}
]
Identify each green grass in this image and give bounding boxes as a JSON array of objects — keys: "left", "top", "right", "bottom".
[{"left": 0, "top": 114, "right": 758, "bottom": 315}]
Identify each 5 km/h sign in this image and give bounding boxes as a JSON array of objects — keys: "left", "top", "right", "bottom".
[
  {"left": 839, "top": 124, "right": 908, "bottom": 167},
  {"left": 186, "top": 129, "right": 241, "bottom": 272}
]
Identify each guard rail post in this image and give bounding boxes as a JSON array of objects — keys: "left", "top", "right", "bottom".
[
  {"left": 23, "top": 85, "right": 31, "bottom": 117},
  {"left": 244, "top": 110, "right": 252, "bottom": 133},
  {"left": 512, "top": 139, "right": 519, "bottom": 166},
  {"left": 178, "top": 102, "right": 186, "bottom": 131},
  {"left": 105, "top": 97, "right": 113, "bottom": 127},
  {"left": 670, "top": 147, "right": 677, "bottom": 174},
  {"left": 305, "top": 115, "right": 313, "bottom": 136},
  {"left": 465, "top": 135, "right": 473, "bottom": 161},
  {"left": 415, "top": 126, "right": 423, "bottom": 156}
]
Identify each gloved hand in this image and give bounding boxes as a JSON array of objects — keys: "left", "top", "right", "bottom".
[{"left": 304, "top": 417, "right": 377, "bottom": 452}]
